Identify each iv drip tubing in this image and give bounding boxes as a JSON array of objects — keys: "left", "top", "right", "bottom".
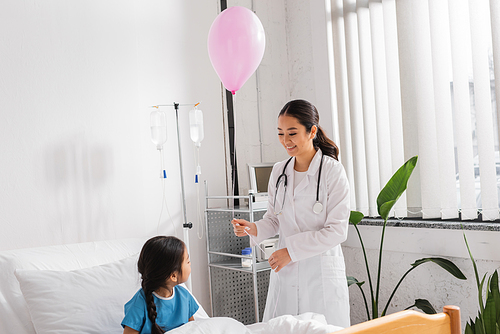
[
  {"left": 157, "top": 152, "right": 177, "bottom": 237},
  {"left": 159, "top": 148, "right": 164, "bottom": 179},
  {"left": 196, "top": 183, "right": 204, "bottom": 239},
  {"left": 193, "top": 147, "right": 204, "bottom": 240}
]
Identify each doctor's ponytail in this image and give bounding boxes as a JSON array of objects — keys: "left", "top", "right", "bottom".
[
  {"left": 313, "top": 126, "right": 339, "bottom": 160},
  {"left": 279, "top": 99, "right": 339, "bottom": 160}
]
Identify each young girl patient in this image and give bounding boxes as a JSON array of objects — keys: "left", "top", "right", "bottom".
[{"left": 122, "top": 236, "right": 199, "bottom": 334}]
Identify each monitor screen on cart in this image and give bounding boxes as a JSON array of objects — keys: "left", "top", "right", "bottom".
[{"left": 248, "top": 163, "right": 274, "bottom": 196}]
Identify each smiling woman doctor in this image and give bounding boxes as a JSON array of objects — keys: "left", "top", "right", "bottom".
[{"left": 232, "top": 99, "right": 350, "bottom": 327}]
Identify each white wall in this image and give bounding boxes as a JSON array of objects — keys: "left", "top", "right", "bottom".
[
  {"left": 0, "top": 0, "right": 226, "bottom": 313},
  {"left": 233, "top": 0, "right": 337, "bottom": 195}
]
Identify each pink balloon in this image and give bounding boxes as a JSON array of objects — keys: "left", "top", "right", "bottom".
[{"left": 207, "top": 6, "right": 266, "bottom": 95}]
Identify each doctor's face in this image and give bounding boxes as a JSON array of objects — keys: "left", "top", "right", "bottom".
[{"left": 278, "top": 115, "right": 316, "bottom": 158}]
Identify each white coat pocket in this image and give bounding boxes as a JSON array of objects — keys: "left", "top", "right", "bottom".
[
  {"left": 321, "top": 254, "right": 349, "bottom": 306},
  {"left": 320, "top": 254, "right": 346, "bottom": 279}
]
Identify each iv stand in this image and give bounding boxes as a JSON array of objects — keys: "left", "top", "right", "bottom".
[
  {"left": 152, "top": 102, "right": 196, "bottom": 291},
  {"left": 174, "top": 102, "right": 192, "bottom": 291}
]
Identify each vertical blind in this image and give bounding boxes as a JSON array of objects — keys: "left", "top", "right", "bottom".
[{"left": 329, "top": 0, "right": 500, "bottom": 221}]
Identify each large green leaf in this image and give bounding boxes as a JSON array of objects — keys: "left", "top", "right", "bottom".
[
  {"left": 484, "top": 284, "right": 497, "bottom": 334},
  {"left": 377, "top": 156, "right": 418, "bottom": 220},
  {"left": 347, "top": 276, "right": 365, "bottom": 287},
  {"left": 347, "top": 276, "right": 371, "bottom": 320},
  {"left": 480, "top": 273, "right": 488, "bottom": 315},
  {"left": 490, "top": 270, "right": 500, "bottom": 323},
  {"left": 411, "top": 257, "right": 467, "bottom": 280},
  {"left": 470, "top": 318, "right": 477, "bottom": 333},
  {"left": 405, "top": 299, "right": 437, "bottom": 314},
  {"left": 464, "top": 230, "right": 486, "bottom": 313},
  {"left": 349, "top": 211, "right": 364, "bottom": 226},
  {"left": 465, "top": 322, "right": 474, "bottom": 334},
  {"left": 477, "top": 317, "right": 485, "bottom": 334}
]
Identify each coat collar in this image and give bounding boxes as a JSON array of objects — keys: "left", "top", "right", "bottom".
[
  {"left": 306, "top": 149, "right": 323, "bottom": 176},
  {"left": 284, "top": 149, "right": 323, "bottom": 176}
]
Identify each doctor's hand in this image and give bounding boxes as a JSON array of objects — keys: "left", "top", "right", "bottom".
[
  {"left": 269, "top": 248, "right": 291, "bottom": 273},
  {"left": 232, "top": 219, "right": 257, "bottom": 237}
]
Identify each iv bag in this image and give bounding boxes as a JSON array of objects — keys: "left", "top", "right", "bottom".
[
  {"left": 150, "top": 109, "right": 167, "bottom": 150},
  {"left": 189, "top": 108, "right": 204, "bottom": 146}
]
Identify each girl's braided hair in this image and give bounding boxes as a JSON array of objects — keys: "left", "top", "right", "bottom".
[{"left": 137, "top": 236, "right": 185, "bottom": 334}]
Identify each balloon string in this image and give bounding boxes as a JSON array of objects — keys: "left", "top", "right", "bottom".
[
  {"left": 230, "top": 92, "right": 279, "bottom": 320},
  {"left": 231, "top": 92, "right": 237, "bottom": 219},
  {"left": 244, "top": 229, "right": 280, "bottom": 319}
]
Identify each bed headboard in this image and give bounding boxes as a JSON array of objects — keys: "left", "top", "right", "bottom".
[{"left": 332, "top": 305, "right": 461, "bottom": 334}]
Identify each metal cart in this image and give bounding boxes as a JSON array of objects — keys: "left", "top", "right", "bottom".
[{"left": 204, "top": 183, "right": 271, "bottom": 324}]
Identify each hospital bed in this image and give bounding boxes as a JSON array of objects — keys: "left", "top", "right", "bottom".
[{"left": 0, "top": 238, "right": 460, "bottom": 334}]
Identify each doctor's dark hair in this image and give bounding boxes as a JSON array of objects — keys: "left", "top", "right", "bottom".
[
  {"left": 279, "top": 99, "right": 339, "bottom": 160},
  {"left": 137, "top": 236, "right": 185, "bottom": 334}
]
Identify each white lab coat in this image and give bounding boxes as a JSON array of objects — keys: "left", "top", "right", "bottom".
[{"left": 252, "top": 149, "right": 350, "bottom": 328}]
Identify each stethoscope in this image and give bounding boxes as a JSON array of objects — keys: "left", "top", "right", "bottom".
[{"left": 273, "top": 153, "right": 324, "bottom": 215}]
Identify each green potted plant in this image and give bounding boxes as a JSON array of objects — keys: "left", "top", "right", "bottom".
[
  {"left": 463, "top": 231, "right": 500, "bottom": 334},
  {"left": 348, "top": 156, "right": 467, "bottom": 320}
]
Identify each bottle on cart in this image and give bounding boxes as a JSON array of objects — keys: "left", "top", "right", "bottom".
[{"left": 241, "top": 247, "right": 253, "bottom": 268}]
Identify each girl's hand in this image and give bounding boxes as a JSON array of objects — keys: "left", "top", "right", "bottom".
[
  {"left": 231, "top": 219, "right": 257, "bottom": 237},
  {"left": 269, "top": 248, "right": 291, "bottom": 273}
]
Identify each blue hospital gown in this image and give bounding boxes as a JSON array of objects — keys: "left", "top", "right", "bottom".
[{"left": 121, "top": 285, "right": 199, "bottom": 333}]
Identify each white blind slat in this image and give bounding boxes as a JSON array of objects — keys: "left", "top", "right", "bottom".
[
  {"left": 382, "top": 0, "right": 407, "bottom": 217},
  {"left": 449, "top": 0, "right": 477, "bottom": 219},
  {"left": 491, "top": 0, "right": 500, "bottom": 159},
  {"left": 469, "top": 0, "right": 499, "bottom": 220},
  {"left": 395, "top": 0, "right": 422, "bottom": 216},
  {"left": 428, "top": 0, "right": 459, "bottom": 219},
  {"left": 369, "top": 0, "right": 393, "bottom": 189},
  {"left": 357, "top": 0, "right": 380, "bottom": 216},
  {"left": 344, "top": 0, "right": 370, "bottom": 215},
  {"left": 411, "top": 0, "right": 442, "bottom": 219}
]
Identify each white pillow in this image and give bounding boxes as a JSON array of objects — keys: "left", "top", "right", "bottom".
[{"left": 15, "top": 255, "right": 140, "bottom": 334}]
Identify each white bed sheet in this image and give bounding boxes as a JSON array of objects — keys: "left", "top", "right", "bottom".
[{"left": 169, "top": 313, "right": 343, "bottom": 334}]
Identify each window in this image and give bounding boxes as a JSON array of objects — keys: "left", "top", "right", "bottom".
[{"left": 328, "top": 0, "right": 500, "bottom": 221}]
